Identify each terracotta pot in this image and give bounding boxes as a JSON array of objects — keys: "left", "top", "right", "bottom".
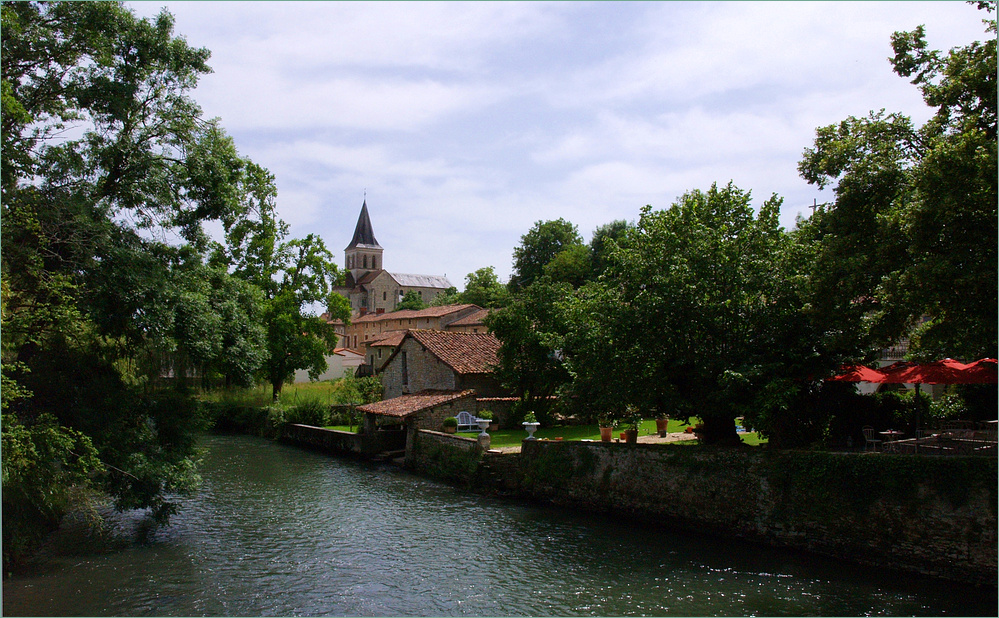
[
  {"left": 489, "top": 423, "right": 499, "bottom": 432},
  {"left": 624, "top": 429, "right": 638, "bottom": 444},
  {"left": 655, "top": 418, "right": 669, "bottom": 433},
  {"left": 600, "top": 426, "right": 613, "bottom": 442},
  {"left": 444, "top": 426, "right": 456, "bottom": 434}
]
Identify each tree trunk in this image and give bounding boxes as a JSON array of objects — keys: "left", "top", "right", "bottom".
[{"left": 698, "top": 414, "right": 742, "bottom": 446}]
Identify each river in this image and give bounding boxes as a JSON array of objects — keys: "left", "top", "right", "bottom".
[{"left": 3, "top": 434, "right": 995, "bottom": 616}]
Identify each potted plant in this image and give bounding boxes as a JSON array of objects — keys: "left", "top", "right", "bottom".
[
  {"left": 442, "top": 417, "right": 458, "bottom": 434},
  {"left": 598, "top": 416, "right": 613, "bottom": 442},
  {"left": 624, "top": 407, "right": 641, "bottom": 444},
  {"left": 478, "top": 410, "right": 498, "bottom": 432},
  {"left": 655, "top": 415, "right": 669, "bottom": 435},
  {"left": 522, "top": 411, "right": 540, "bottom": 440}
]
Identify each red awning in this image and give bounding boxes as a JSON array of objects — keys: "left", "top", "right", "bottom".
[{"left": 827, "top": 365, "right": 888, "bottom": 383}]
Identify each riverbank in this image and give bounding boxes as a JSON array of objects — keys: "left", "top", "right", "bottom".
[{"left": 281, "top": 424, "right": 997, "bottom": 587}]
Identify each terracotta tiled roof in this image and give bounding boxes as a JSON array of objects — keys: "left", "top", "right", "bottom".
[
  {"left": 408, "top": 329, "right": 500, "bottom": 375},
  {"left": 358, "top": 389, "right": 476, "bottom": 418},
  {"left": 367, "top": 330, "right": 407, "bottom": 347},
  {"left": 447, "top": 308, "right": 491, "bottom": 327},
  {"left": 350, "top": 304, "right": 481, "bottom": 324}
]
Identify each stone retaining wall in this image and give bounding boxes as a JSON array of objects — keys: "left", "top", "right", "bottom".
[
  {"left": 282, "top": 424, "right": 405, "bottom": 456},
  {"left": 518, "top": 440, "right": 997, "bottom": 586}
]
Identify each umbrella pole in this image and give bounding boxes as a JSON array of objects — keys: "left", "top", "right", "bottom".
[{"left": 914, "top": 383, "right": 921, "bottom": 454}]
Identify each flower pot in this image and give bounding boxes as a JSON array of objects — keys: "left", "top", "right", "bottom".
[
  {"left": 476, "top": 419, "right": 491, "bottom": 434},
  {"left": 655, "top": 418, "right": 669, "bottom": 433},
  {"left": 599, "top": 426, "right": 613, "bottom": 442},
  {"left": 489, "top": 422, "right": 499, "bottom": 432},
  {"left": 444, "top": 426, "right": 456, "bottom": 434},
  {"left": 523, "top": 422, "right": 540, "bottom": 440},
  {"left": 624, "top": 429, "right": 639, "bottom": 444}
]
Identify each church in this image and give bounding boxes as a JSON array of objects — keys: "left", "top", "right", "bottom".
[{"left": 335, "top": 200, "right": 454, "bottom": 316}]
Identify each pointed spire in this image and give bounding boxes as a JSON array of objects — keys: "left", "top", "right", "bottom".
[{"left": 347, "top": 200, "right": 381, "bottom": 249}]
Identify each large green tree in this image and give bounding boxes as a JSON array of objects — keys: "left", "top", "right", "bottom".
[
  {"left": 560, "top": 183, "right": 818, "bottom": 445},
  {"left": 459, "top": 266, "right": 510, "bottom": 308},
  {"left": 1, "top": 1, "right": 270, "bottom": 566},
  {"left": 798, "top": 1, "right": 996, "bottom": 361},
  {"left": 508, "top": 218, "right": 584, "bottom": 292},
  {"left": 208, "top": 170, "right": 350, "bottom": 399}
]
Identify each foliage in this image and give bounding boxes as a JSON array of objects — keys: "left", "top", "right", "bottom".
[
  {"left": 0, "top": 0, "right": 275, "bottom": 564},
  {"left": 798, "top": 1, "right": 997, "bottom": 360},
  {"left": 477, "top": 410, "right": 493, "bottom": 420},
  {"left": 394, "top": 289, "right": 427, "bottom": 311},
  {"left": 459, "top": 267, "right": 510, "bottom": 308},
  {"left": 484, "top": 279, "right": 571, "bottom": 425},
  {"left": 429, "top": 286, "right": 460, "bottom": 306},
  {"left": 442, "top": 416, "right": 458, "bottom": 428},
  {"left": 1, "top": 413, "right": 103, "bottom": 569},
  {"left": 508, "top": 218, "right": 584, "bottom": 292},
  {"left": 523, "top": 411, "right": 538, "bottom": 424},
  {"left": 208, "top": 160, "right": 350, "bottom": 399},
  {"left": 284, "top": 399, "right": 331, "bottom": 427},
  {"left": 560, "top": 183, "right": 818, "bottom": 445}
]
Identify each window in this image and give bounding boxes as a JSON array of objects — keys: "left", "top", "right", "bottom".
[
  {"left": 401, "top": 351, "right": 408, "bottom": 386},
  {"left": 363, "top": 255, "right": 368, "bottom": 269},
  {"left": 383, "top": 291, "right": 386, "bottom": 301}
]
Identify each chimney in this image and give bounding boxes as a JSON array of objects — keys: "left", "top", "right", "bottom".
[
  {"left": 360, "top": 307, "right": 368, "bottom": 316},
  {"left": 376, "top": 308, "right": 385, "bottom": 315}
]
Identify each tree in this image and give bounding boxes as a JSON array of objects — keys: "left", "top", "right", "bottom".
[
  {"left": 484, "top": 277, "right": 572, "bottom": 425},
  {"left": 799, "top": 1, "right": 996, "bottom": 361},
  {"left": 1, "top": 1, "right": 273, "bottom": 566},
  {"left": 588, "top": 219, "right": 633, "bottom": 278},
  {"left": 459, "top": 266, "right": 510, "bottom": 308},
  {"left": 560, "top": 183, "right": 816, "bottom": 445},
  {"left": 508, "top": 218, "right": 584, "bottom": 292},
  {"left": 429, "top": 286, "right": 460, "bottom": 307},
  {"left": 395, "top": 290, "right": 427, "bottom": 312}
]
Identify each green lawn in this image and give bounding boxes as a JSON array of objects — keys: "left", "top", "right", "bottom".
[{"left": 458, "top": 418, "right": 767, "bottom": 447}]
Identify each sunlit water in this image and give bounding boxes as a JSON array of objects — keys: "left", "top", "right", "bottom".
[{"left": 4, "top": 434, "right": 995, "bottom": 616}]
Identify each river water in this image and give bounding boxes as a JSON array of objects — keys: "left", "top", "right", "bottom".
[{"left": 3, "top": 434, "right": 995, "bottom": 616}]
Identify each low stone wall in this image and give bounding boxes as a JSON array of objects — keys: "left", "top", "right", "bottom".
[
  {"left": 407, "top": 430, "right": 483, "bottom": 485},
  {"left": 282, "top": 424, "right": 405, "bottom": 456},
  {"left": 518, "top": 440, "right": 997, "bottom": 586}
]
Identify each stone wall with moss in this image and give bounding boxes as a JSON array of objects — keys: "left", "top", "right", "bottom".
[
  {"left": 519, "top": 441, "right": 997, "bottom": 586},
  {"left": 407, "top": 430, "right": 483, "bottom": 486}
]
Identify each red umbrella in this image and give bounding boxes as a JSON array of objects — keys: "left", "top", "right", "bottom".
[
  {"left": 880, "top": 358, "right": 987, "bottom": 384},
  {"left": 960, "top": 358, "right": 998, "bottom": 384},
  {"left": 827, "top": 365, "right": 888, "bottom": 382}
]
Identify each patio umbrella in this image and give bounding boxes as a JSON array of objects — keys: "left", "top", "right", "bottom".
[
  {"left": 878, "top": 358, "right": 994, "bottom": 452},
  {"left": 959, "top": 358, "right": 998, "bottom": 384},
  {"left": 879, "top": 358, "right": 972, "bottom": 384},
  {"left": 827, "top": 365, "right": 888, "bottom": 382}
]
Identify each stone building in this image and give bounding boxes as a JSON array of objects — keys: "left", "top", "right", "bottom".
[
  {"left": 340, "top": 303, "right": 481, "bottom": 354},
  {"left": 379, "top": 330, "right": 505, "bottom": 399},
  {"left": 334, "top": 201, "right": 454, "bottom": 315}
]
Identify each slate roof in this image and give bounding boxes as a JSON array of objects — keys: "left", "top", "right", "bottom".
[
  {"left": 389, "top": 272, "right": 453, "bottom": 289},
  {"left": 346, "top": 200, "right": 381, "bottom": 250},
  {"left": 358, "top": 389, "right": 476, "bottom": 418},
  {"left": 407, "top": 329, "right": 500, "bottom": 375}
]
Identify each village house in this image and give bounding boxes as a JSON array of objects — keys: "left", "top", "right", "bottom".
[
  {"left": 379, "top": 329, "right": 505, "bottom": 399},
  {"left": 339, "top": 303, "right": 482, "bottom": 354},
  {"left": 293, "top": 348, "right": 364, "bottom": 383},
  {"left": 333, "top": 200, "right": 454, "bottom": 316},
  {"left": 443, "top": 307, "right": 492, "bottom": 334}
]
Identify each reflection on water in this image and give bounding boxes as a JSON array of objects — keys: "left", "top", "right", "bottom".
[{"left": 4, "top": 434, "right": 995, "bottom": 616}]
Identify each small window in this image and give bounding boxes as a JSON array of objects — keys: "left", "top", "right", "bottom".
[{"left": 383, "top": 291, "right": 386, "bottom": 301}]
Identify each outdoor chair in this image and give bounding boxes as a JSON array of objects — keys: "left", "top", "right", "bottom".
[{"left": 862, "top": 426, "right": 882, "bottom": 452}]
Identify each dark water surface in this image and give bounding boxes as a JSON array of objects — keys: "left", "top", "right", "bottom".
[{"left": 3, "top": 434, "right": 995, "bottom": 616}]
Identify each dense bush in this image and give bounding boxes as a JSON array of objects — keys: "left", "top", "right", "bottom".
[{"left": 284, "top": 399, "right": 330, "bottom": 427}]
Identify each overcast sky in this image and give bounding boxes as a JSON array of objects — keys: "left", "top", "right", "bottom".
[{"left": 128, "top": 1, "right": 991, "bottom": 289}]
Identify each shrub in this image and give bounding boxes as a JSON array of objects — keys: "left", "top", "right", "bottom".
[
  {"left": 477, "top": 410, "right": 493, "bottom": 420},
  {"left": 442, "top": 417, "right": 458, "bottom": 428},
  {"left": 284, "top": 399, "right": 330, "bottom": 427}
]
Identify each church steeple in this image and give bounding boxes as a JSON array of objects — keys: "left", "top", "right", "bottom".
[
  {"left": 347, "top": 199, "right": 381, "bottom": 250},
  {"left": 345, "top": 199, "right": 384, "bottom": 281}
]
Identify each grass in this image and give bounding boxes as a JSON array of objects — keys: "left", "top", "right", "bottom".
[
  {"left": 199, "top": 381, "right": 351, "bottom": 408},
  {"left": 329, "top": 418, "right": 769, "bottom": 447}
]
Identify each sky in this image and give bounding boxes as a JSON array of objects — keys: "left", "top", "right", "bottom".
[{"left": 128, "top": 1, "right": 992, "bottom": 289}]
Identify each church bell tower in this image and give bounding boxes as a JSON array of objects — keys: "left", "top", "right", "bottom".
[{"left": 344, "top": 200, "right": 384, "bottom": 282}]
